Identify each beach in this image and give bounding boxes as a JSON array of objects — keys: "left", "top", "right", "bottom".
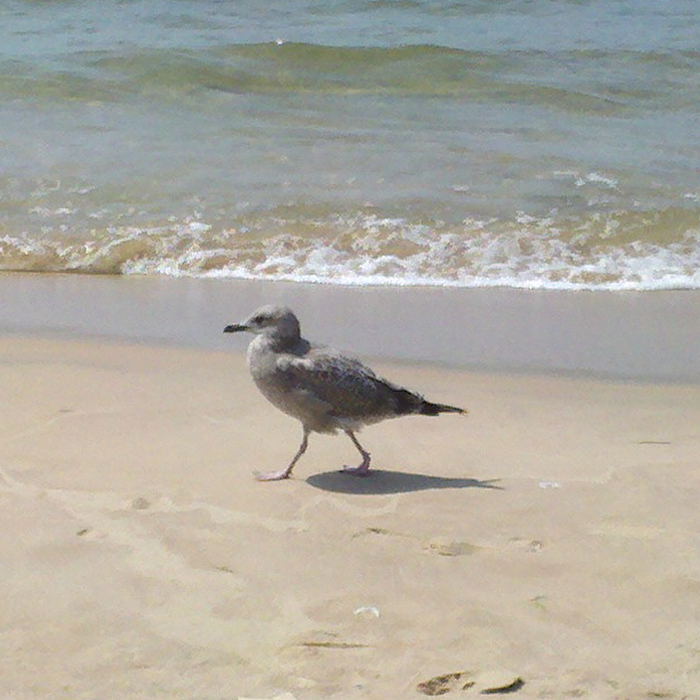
[
  {"left": 2, "top": 277, "right": 700, "bottom": 699},
  {"left": 3, "top": 1, "right": 700, "bottom": 696},
  {"left": 2, "top": 272, "right": 699, "bottom": 382}
]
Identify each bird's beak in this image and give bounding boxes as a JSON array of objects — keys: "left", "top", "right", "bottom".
[{"left": 223, "top": 323, "right": 247, "bottom": 333}]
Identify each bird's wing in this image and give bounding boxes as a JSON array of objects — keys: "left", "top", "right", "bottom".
[{"left": 276, "top": 348, "right": 402, "bottom": 419}]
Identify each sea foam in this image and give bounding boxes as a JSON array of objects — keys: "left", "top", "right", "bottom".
[{"left": 3, "top": 210, "right": 698, "bottom": 292}]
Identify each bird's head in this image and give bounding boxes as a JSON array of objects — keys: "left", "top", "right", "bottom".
[{"left": 224, "top": 305, "right": 301, "bottom": 340}]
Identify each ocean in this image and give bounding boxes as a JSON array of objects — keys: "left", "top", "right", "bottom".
[{"left": 1, "top": 0, "right": 699, "bottom": 291}]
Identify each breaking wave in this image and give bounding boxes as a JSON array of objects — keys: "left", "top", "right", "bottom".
[{"left": 2, "top": 207, "right": 699, "bottom": 291}]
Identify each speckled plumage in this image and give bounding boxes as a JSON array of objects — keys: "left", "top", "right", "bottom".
[{"left": 224, "top": 305, "right": 467, "bottom": 481}]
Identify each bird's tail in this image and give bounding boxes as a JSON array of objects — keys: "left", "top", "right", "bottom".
[
  {"left": 390, "top": 386, "right": 468, "bottom": 417},
  {"left": 420, "top": 400, "right": 468, "bottom": 416}
]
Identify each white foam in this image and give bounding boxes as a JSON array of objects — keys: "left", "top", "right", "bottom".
[
  {"left": 583, "top": 172, "right": 619, "bottom": 189},
  {"left": 554, "top": 169, "right": 619, "bottom": 190},
  {"left": 3, "top": 212, "right": 700, "bottom": 292},
  {"left": 136, "top": 227, "right": 700, "bottom": 292}
]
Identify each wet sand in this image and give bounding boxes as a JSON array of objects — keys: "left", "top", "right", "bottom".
[
  {"left": 1, "top": 271, "right": 699, "bottom": 381},
  {"left": 1, "top": 329, "right": 700, "bottom": 699}
]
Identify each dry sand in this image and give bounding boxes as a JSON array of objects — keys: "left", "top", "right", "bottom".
[{"left": 2, "top": 335, "right": 700, "bottom": 699}]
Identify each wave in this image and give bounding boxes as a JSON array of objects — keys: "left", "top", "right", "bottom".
[
  {"left": 2, "top": 44, "right": 697, "bottom": 112},
  {"left": 2, "top": 207, "right": 699, "bottom": 291}
]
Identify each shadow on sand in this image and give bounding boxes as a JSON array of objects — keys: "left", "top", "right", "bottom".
[{"left": 305, "top": 469, "right": 502, "bottom": 495}]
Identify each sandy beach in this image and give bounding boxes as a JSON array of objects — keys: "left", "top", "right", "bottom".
[
  {"left": 4, "top": 0, "right": 700, "bottom": 695},
  {"left": 2, "top": 326, "right": 700, "bottom": 699},
  {"left": 2, "top": 272, "right": 699, "bottom": 382}
]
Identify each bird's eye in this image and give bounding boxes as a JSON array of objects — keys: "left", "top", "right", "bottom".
[{"left": 252, "top": 315, "right": 266, "bottom": 325}]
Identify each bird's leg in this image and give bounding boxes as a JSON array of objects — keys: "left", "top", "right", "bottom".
[
  {"left": 341, "top": 430, "right": 372, "bottom": 476},
  {"left": 255, "top": 427, "right": 309, "bottom": 482}
]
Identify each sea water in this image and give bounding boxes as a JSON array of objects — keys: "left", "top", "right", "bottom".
[{"left": 1, "top": 0, "right": 699, "bottom": 290}]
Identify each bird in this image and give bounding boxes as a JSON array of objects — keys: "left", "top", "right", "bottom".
[{"left": 223, "top": 305, "right": 467, "bottom": 481}]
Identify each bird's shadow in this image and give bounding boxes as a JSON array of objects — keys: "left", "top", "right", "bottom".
[{"left": 305, "top": 469, "right": 502, "bottom": 495}]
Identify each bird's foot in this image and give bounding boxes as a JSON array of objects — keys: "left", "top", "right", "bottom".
[
  {"left": 254, "top": 469, "right": 293, "bottom": 482},
  {"left": 340, "top": 459, "right": 372, "bottom": 477}
]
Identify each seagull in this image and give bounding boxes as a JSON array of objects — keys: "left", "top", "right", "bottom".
[{"left": 224, "top": 305, "right": 467, "bottom": 481}]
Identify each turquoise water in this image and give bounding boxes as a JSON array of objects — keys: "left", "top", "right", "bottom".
[{"left": 1, "top": 0, "right": 699, "bottom": 289}]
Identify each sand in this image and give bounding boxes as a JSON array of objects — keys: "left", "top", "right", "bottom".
[
  {"left": 2, "top": 332, "right": 700, "bottom": 700},
  {"left": 2, "top": 272, "right": 699, "bottom": 381}
]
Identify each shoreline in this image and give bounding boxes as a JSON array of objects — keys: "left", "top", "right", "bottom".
[{"left": 1, "top": 271, "right": 698, "bottom": 384}]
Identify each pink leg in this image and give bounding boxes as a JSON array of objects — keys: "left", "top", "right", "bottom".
[
  {"left": 340, "top": 431, "right": 372, "bottom": 477},
  {"left": 255, "top": 428, "right": 309, "bottom": 482}
]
